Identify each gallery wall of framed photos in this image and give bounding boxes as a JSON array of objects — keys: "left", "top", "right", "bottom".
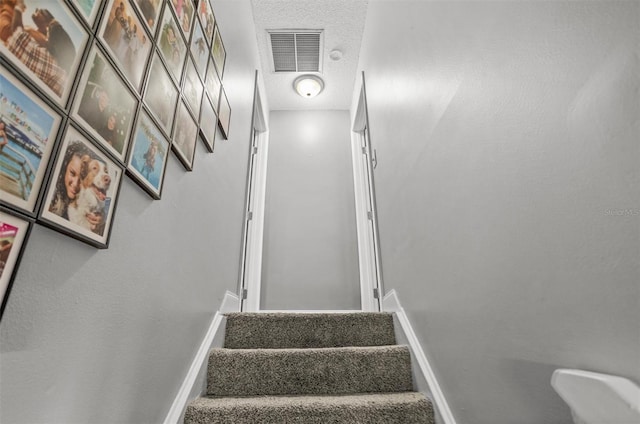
[{"left": 0, "top": 0, "right": 231, "bottom": 320}]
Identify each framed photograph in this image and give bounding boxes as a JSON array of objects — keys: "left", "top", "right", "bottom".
[
  {"left": 199, "top": 93, "right": 217, "bottom": 152},
  {"left": 143, "top": 53, "right": 178, "bottom": 137},
  {"left": 189, "top": 17, "right": 207, "bottom": 79},
  {"left": 72, "top": 44, "right": 138, "bottom": 163},
  {"left": 172, "top": 100, "right": 197, "bottom": 171},
  {"left": 218, "top": 86, "right": 231, "bottom": 140},
  {"left": 40, "top": 125, "right": 123, "bottom": 248},
  {"left": 98, "top": 0, "right": 152, "bottom": 91},
  {"left": 131, "top": 0, "right": 162, "bottom": 35},
  {"left": 204, "top": 57, "right": 221, "bottom": 113},
  {"left": 0, "top": 207, "right": 32, "bottom": 321},
  {"left": 197, "top": 0, "right": 215, "bottom": 45},
  {"left": 182, "top": 58, "right": 203, "bottom": 120},
  {"left": 0, "top": 0, "right": 89, "bottom": 106},
  {"left": 127, "top": 108, "right": 170, "bottom": 199},
  {"left": 157, "top": 3, "right": 187, "bottom": 84},
  {"left": 0, "top": 68, "right": 62, "bottom": 215},
  {"left": 169, "top": 0, "right": 195, "bottom": 39},
  {"left": 211, "top": 24, "right": 226, "bottom": 78},
  {"left": 71, "top": 0, "right": 102, "bottom": 26}
]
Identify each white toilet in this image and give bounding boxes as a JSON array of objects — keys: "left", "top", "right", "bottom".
[{"left": 551, "top": 369, "right": 640, "bottom": 424}]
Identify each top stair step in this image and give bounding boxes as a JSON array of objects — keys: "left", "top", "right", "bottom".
[{"left": 224, "top": 312, "right": 396, "bottom": 349}]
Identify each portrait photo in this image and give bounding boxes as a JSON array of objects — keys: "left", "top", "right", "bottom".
[
  {"left": 169, "top": 0, "right": 194, "bottom": 39},
  {"left": 72, "top": 0, "right": 101, "bottom": 26},
  {"left": 182, "top": 58, "right": 203, "bottom": 120},
  {"left": 0, "top": 0, "right": 88, "bottom": 106},
  {"left": 98, "top": 0, "right": 152, "bottom": 91},
  {"left": 218, "top": 87, "right": 231, "bottom": 139},
  {"left": 211, "top": 24, "right": 226, "bottom": 77},
  {"left": 131, "top": 0, "right": 162, "bottom": 34},
  {"left": 72, "top": 45, "right": 137, "bottom": 163},
  {"left": 205, "top": 57, "right": 221, "bottom": 113},
  {"left": 199, "top": 94, "right": 217, "bottom": 153},
  {"left": 189, "top": 17, "right": 207, "bottom": 79},
  {"left": 172, "top": 100, "right": 197, "bottom": 171},
  {"left": 41, "top": 125, "right": 123, "bottom": 248},
  {"left": 197, "top": 0, "right": 215, "bottom": 45},
  {"left": 157, "top": 3, "right": 186, "bottom": 84},
  {"left": 0, "top": 208, "right": 31, "bottom": 321},
  {"left": 127, "top": 109, "right": 170, "bottom": 199},
  {"left": 0, "top": 68, "right": 62, "bottom": 215},
  {"left": 143, "top": 53, "right": 178, "bottom": 136}
]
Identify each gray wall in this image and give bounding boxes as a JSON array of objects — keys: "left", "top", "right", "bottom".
[
  {"left": 261, "top": 111, "right": 360, "bottom": 310},
  {"left": 358, "top": 2, "right": 639, "bottom": 424},
  {"left": 0, "top": 1, "right": 262, "bottom": 422}
]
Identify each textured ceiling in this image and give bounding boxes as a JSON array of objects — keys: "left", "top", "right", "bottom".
[{"left": 251, "top": 0, "right": 369, "bottom": 111}]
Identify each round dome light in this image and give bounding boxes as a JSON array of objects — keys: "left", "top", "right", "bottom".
[{"left": 293, "top": 75, "right": 324, "bottom": 98}]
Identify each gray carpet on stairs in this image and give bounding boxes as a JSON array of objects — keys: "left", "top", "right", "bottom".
[
  {"left": 185, "top": 312, "right": 435, "bottom": 423},
  {"left": 224, "top": 312, "right": 396, "bottom": 349}
]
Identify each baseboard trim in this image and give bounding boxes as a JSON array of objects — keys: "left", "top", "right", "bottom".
[
  {"left": 257, "top": 310, "right": 364, "bottom": 313},
  {"left": 163, "top": 291, "right": 240, "bottom": 424},
  {"left": 383, "top": 290, "right": 457, "bottom": 424}
]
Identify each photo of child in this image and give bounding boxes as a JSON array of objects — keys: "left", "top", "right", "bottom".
[{"left": 128, "top": 110, "right": 169, "bottom": 198}]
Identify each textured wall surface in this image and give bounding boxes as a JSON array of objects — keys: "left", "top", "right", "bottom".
[
  {"left": 0, "top": 1, "right": 262, "bottom": 423},
  {"left": 357, "top": 1, "right": 639, "bottom": 423},
  {"left": 261, "top": 111, "right": 360, "bottom": 310}
]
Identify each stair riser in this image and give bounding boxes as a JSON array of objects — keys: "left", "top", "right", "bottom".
[
  {"left": 207, "top": 346, "right": 413, "bottom": 397},
  {"left": 224, "top": 313, "right": 396, "bottom": 349}
]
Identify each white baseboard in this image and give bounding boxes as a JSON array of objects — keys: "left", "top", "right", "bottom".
[
  {"left": 163, "top": 291, "right": 240, "bottom": 424},
  {"left": 382, "top": 290, "right": 457, "bottom": 424},
  {"left": 256, "top": 310, "right": 364, "bottom": 313}
]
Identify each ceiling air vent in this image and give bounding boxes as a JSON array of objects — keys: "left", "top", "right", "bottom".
[{"left": 268, "top": 30, "right": 323, "bottom": 73}]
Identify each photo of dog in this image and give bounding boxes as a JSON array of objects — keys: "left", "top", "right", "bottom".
[{"left": 67, "top": 155, "right": 113, "bottom": 236}]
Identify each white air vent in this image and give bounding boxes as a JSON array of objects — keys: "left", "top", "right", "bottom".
[{"left": 268, "top": 30, "right": 323, "bottom": 73}]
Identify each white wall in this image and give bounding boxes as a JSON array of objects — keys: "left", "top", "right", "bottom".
[
  {"left": 261, "top": 110, "right": 360, "bottom": 310},
  {"left": 357, "top": 2, "right": 639, "bottom": 423},
  {"left": 0, "top": 1, "right": 262, "bottom": 422}
]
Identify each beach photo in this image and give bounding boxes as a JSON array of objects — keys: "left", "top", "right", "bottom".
[
  {"left": 199, "top": 94, "right": 217, "bottom": 153},
  {"left": 182, "top": 58, "right": 203, "bottom": 120},
  {"left": 41, "top": 125, "right": 123, "bottom": 248},
  {"left": 0, "top": 68, "right": 62, "bottom": 214},
  {"left": 131, "top": 0, "right": 162, "bottom": 34},
  {"left": 143, "top": 53, "right": 178, "bottom": 136},
  {"left": 98, "top": 0, "right": 152, "bottom": 91},
  {"left": 189, "top": 17, "right": 207, "bottom": 79},
  {"left": 0, "top": 0, "right": 89, "bottom": 105},
  {"left": 72, "top": 45, "right": 137, "bottom": 163},
  {"left": 0, "top": 208, "right": 31, "bottom": 321},
  {"left": 157, "top": 3, "right": 186, "bottom": 84},
  {"left": 197, "top": 0, "right": 215, "bottom": 45},
  {"left": 172, "top": 100, "right": 197, "bottom": 171},
  {"left": 169, "top": 0, "right": 194, "bottom": 39},
  {"left": 127, "top": 109, "right": 169, "bottom": 199}
]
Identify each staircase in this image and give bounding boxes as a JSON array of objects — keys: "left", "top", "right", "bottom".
[{"left": 184, "top": 312, "right": 435, "bottom": 423}]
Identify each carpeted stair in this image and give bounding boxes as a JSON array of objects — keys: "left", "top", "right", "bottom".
[{"left": 184, "top": 312, "right": 435, "bottom": 423}]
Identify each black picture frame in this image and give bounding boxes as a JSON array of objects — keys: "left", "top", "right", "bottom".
[
  {"left": 0, "top": 0, "right": 90, "bottom": 108},
  {"left": 0, "top": 66, "right": 63, "bottom": 216},
  {"left": 0, "top": 206, "right": 33, "bottom": 322},
  {"left": 126, "top": 107, "right": 171, "bottom": 199},
  {"left": 218, "top": 86, "right": 231, "bottom": 140},
  {"left": 197, "top": 0, "right": 216, "bottom": 46},
  {"left": 156, "top": 2, "right": 188, "bottom": 85},
  {"left": 189, "top": 16, "right": 208, "bottom": 80},
  {"left": 71, "top": 43, "right": 139, "bottom": 164},
  {"left": 182, "top": 57, "right": 204, "bottom": 121},
  {"left": 68, "top": 0, "right": 103, "bottom": 27},
  {"left": 169, "top": 0, "right": 195, "bottom": 40},
  {"left": 131, "top": 0, "right": 163, "bottom": 36},
  {"left": 211, "top": 24, "right": 226, "bottom": 78},
  {"left": 204, "top": 56, "right": 221, "bottom": 113},
  {"left": 143, "top": 52, "right": 179, "bottom": 137},
  {"left": 97, "top": 0, "right": 153, "bottom": 92},
  {"left": 171, "top": 99, "right": 198, "bottom": 171},
  {"left": 39, "top": 123, "right": 124, "bottom": 249},
  {"left": 199, "top": 93, "right": 217, "bottom": 152}
]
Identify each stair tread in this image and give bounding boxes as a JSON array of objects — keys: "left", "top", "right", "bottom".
[
  {"left": 185, "top": 392, "right": 435, "bottom": 424},
  {"left": 224, "top": 312, "right": 396, "bottom": 349}
]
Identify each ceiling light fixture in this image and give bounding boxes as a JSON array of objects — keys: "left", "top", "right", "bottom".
[{"left": 294, "top": 75, "right": 324, "bottom": 98}]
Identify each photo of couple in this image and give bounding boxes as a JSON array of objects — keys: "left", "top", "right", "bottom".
[
  {"left": 73, "top": 46, "right": 137, "bottom": 162},
  {"left": 99, "top": 0, "right": 152, "bottom": 90},
  {"left": 42, "top": 126, "right": 122, "bottom": 247},
  {"left": 0, "top": 0, "right": 88, "bottom": 104}
]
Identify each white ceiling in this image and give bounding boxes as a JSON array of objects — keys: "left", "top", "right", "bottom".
[{"left": 250, "top": 0, "right": 369, "bottom": 111}]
